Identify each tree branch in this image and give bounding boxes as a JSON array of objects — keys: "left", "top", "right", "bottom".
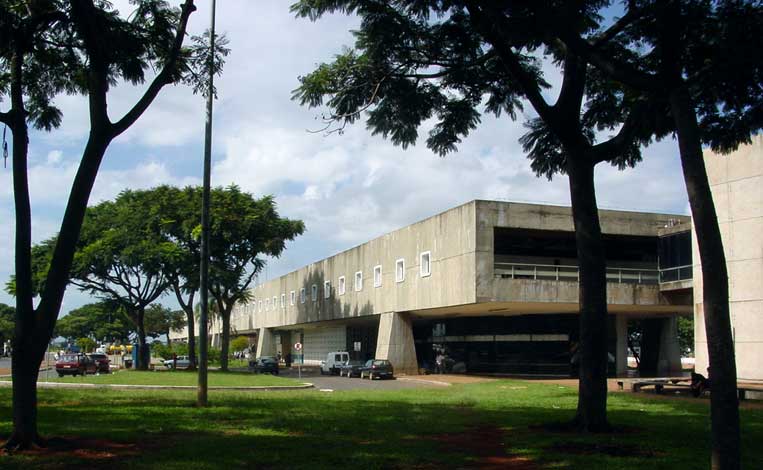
[{"left": 110, "top": 0, "right": 197, "bottom": 137}]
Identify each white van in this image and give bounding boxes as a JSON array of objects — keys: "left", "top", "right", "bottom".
[{"left": 320, "top": 351, "right": 349, "bottom": 375}]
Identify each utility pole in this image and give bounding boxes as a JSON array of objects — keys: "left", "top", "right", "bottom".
[{"left": 198, "top": 0, "right": 216, "bottom": 407}]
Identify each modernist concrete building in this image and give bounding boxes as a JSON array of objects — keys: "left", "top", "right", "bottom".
[
  {"left": 171, "top": 138, "right": 762, "bottom": 379},
  {"left": 694, "top": 136, "right": 763, "bottom": 382},
  {"left": 174, "top": 200, "right": 694, "bottom": 376}
]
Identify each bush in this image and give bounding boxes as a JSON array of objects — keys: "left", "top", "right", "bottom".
[{"left": 230, "top": 336, "right": 249, "bottom": 353}]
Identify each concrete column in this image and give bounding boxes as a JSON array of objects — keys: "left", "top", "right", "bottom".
[
  {"left": 615, "top": 314, "right": 629, "bottom": 376},
  {"left": 256, "top": 327, "right": 277, "bottom": 358},
  {"left": 375, "top": 312, "right": 418, "bottom": 375},
  {"left": 657, "top": 316, "right": 683, "bottom": 376}
]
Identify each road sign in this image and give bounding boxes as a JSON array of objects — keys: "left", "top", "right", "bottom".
[{"left": 294, "top": 342, "right": 302, "bottom": 351}]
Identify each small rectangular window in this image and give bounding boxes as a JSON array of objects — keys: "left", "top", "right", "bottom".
[
  {"left": 373, "top": 265, "right": 382, "bottom": 288},
  {"left": 272, "top": 296, "right": 277, "bottom": 309},
  {"left": 311, "top": 284, "right": 318, "bottom": 301},
  {"left": 396, "top": 258, "right": 405, "bottom": 283},
  {"left": 265, "top": 298, "right": 270, "bottom": 310},
  {"left": 324, "top": 281, "right": 331, "bottom": 299},
  {"left": 258, "top": 300, "right": 262, "bottom": 312},
  {"left": 338, "top": 276, "right": 346, "bottom": 296},
  {"left": 355, "top": 271, "right": 363, "bottom": 292},
  {"left": 281, "top": 294, "right": 286, "bottom": 308},
  {"left": 290, "top": 290, "right": 295, "bottom": 306},
  {"left": 300, "top": 288, "right": 306, "bottom": 303},
  {"left": 420, "top": 251, "right": 431, "bottom": 277}
]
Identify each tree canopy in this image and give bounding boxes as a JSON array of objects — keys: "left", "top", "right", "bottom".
[{"left": 55, "top": 302, "right": 132, "bottom": 344}]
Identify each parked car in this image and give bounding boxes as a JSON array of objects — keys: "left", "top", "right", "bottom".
[
  {"left": 87, "top": 353, "right": 110, "bottom": 373},
  {"left": 55, "top": 354, "right": 97, "bottom": 377},
  {"left": 249, "top": 356, "right": 279, "bottom": 375},
  {"left": 338, "top": 359, "right": 366, "bottom": 377},
  {"left": 359, "top": 359, "right": 394, "bottom": 380},
  {"left": 320, "top": 351, "right": 350, "bottom": 375},
  {"left": 163, "top": 355, "right": 192, "bottom": 370}
]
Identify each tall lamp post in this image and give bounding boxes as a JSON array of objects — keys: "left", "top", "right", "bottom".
[{"left": 198, "top": 0, "right": 216, "bottom": 407}]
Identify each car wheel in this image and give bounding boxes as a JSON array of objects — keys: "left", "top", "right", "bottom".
[{"left": 57, "top": 373, "right": 63, "bottom": 378}]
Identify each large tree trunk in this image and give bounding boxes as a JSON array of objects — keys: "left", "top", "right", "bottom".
[
  {"left": 6, "top": 48, "right": 44, "bottom": 450},
  {"left": 7, "top": 342, "right": 44, "bottom": 449},
  {"left": 669, "top": 87, "right": 740, "bottom": 470},
  {"left": 135, "top": 309, "right": 149, "bottom": 370},
  {"left": 220, "top": 307, "right": 231, "bottom": 372},
  {"left": 567, "top": 156, "right": 610, "bottom": 432}
]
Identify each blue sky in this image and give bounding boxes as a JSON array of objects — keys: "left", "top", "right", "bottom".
[{"left": 0, "top": 0, "right": 690, "bottom": 314}]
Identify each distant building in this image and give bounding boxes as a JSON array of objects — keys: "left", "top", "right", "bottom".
[{"left": 171, "top": 137, "right": 761, "bottom": 381}]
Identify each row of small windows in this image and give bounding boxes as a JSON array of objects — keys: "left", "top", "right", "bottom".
[{"left": 254, "top": 251, "right": 431, "bottom": 312}]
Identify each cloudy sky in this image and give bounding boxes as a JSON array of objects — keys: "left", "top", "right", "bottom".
[{"left": 0, "top": 0, "right": 689, "bottom": 314}]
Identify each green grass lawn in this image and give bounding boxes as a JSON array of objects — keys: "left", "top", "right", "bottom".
[
  {"left": 0, "top": 380, "right": 761, "bottom": 469},
  {"left": 29, "top": 370, "right": 300, "bottom": 387}
]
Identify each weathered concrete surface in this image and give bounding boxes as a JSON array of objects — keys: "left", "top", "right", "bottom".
[
  {"left": 375, "top": 312, "right": 418, "bottom": 375},
  {"left": 256, "top": 327, "right": 277, "bottom": 358},
  {"left": 658, "top": 316, "right": 683, "bottom": 376},
  {"left": 695, "top": 136, "right": 763, "bottom": 381}
]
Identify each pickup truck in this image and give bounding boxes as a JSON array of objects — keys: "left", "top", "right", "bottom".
[{"left": 320, "top": 351, "right": 349, "bottom": 375}]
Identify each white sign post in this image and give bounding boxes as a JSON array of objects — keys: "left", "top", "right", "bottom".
[{"left": 294, "top": 342, "right": 303, "bottom": 379}]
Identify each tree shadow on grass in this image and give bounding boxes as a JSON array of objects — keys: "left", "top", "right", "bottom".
[{"left": 1, "top": 382, "right": 762, "bottom": 469}]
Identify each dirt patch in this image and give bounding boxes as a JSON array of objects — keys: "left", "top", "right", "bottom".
[
  {"left": 6, "top": 436, "right": 141, "bottom": 467},
  {"left": 550, "top": 442, "right": 665, "bottom": 458},
  {"left": 426, "top": 425, "right": 537, "bottom": 469}
]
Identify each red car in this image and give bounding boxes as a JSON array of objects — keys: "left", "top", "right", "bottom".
[
  {"left": 55, "top": 354, "right": 97, "bottom": 377},
  {"left": 87, "top": 353, "right": 110, "bottom": 373}
]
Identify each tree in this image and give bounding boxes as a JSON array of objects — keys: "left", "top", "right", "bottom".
[
  {"left": 230, "top": 336, "right": 249, "bottom": 354},
  {"left": 67, "top": 190, "right": 182, "bottom": 370},
  {"left": 55, "top": 302, "right": 132, "bottom": 344},
  {"left": 187, "top": 187, "right": 303, "bottom": 371},
  {"left": 544, "top": 2, "right": 762, "bottom": 467},
  {"left": 0, "top": 1, "right": 197, "bottom": 448},
  {"left": 144, "top": 304, "right": 186, "bottom": 345},
  {"left": 291, "top": 0, "right": 657, "bottom": 431},
  {"left": 75, "top": 337, "right": 96, "bottom": 353}
]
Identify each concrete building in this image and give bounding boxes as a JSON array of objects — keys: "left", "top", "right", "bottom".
[
  {"left": 174, "top": 200, "right": 694, "bottom": 376},
  {"left": 694, "top": 136, "right": 763, "bottom": 382}
]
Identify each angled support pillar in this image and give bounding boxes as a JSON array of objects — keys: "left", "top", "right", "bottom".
[
  {"left": 256, "top": 327, "right": 276, "bottom": 358},
  {"left": 376, "top": 312, "right": 418, "bottom": 375}
]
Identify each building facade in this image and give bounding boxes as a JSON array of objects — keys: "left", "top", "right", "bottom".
[
  {"left": 694, "top": 136, "right": 763, "bottom": 382},
  {"left": 174, "top": 200, "right": 694, "bottom": 376}
]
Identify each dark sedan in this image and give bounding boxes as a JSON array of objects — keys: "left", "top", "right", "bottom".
[
  {"left": 338, "top": 359, "right": 366, "bottom": 377},
  {"left": 55, "top": 354, "right": 97, "bottom": 377},
  {"left": 359, "top": 359, "right": 394, "bottom": 380},
  {"left": 249, "top": 356, "right": 279, "bottom": 375}
]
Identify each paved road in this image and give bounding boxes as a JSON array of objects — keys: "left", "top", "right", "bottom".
[{"left": 277, "top": 367, "right": 448, "bottom": 391}]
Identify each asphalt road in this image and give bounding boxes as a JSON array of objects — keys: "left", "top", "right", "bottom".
[{"left": 278, "top": 367, "right": 446, "bottom": 391}]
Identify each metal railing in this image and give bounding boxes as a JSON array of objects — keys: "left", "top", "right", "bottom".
[
  {"left": 494, "top": 262, "right": 660, "bottom": 285},
  {"left": 658, "top": 264, "right": 693, "bottom": 283}
]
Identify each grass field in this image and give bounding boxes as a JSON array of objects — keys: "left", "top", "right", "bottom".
[
  {"left": 0, "top": 379, "right": 761, "bottom": 469},
  {"left": 20, "top": 370, "right": 300, "bottom": 387}
]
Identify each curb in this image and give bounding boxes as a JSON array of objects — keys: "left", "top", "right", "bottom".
[{"left": 0, "top": 381, "right": 314, "bottom": 391}]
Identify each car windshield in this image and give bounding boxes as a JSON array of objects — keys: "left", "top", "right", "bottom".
[
  {"left": 364, "top": 360, "right": 373, "bottom": 366},
  {"left": 373, "top": 360, "right": 388, "bottom": 366},
  {"left": 60, "top": 355, "right": 78, "bottom": 362}
]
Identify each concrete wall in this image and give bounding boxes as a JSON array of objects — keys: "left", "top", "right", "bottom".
[
  {"left": 243, "top": 201, "right": 478, "bottom": 330},
  {"left": 694, "top": 136, "right": 763, "bottom": 381},
  {"left": 474, "top": 200, "right": 691, "bottom": 304}
]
